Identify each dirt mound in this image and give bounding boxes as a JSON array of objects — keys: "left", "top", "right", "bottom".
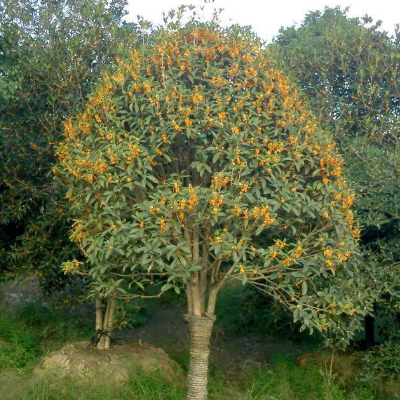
[{"left": 35, "top": 341, "right": 185, "bottom": 385}]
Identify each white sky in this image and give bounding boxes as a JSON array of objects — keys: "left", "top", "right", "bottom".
[{"left": 126, "top": 0, "right": 399, "bottom": 42}]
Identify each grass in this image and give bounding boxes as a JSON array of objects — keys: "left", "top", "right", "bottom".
[
  {"left": 0, "top": 369, "right": 187, "bottom": 400},
  {"left": 239, "top": 356, "right": 377, "bottom": 400},
  {"left": 0, "top": 301, "right": 94, "bottom": 372},
  {"left": 0, "top": 356, "right": 382, "bottom": 400},
  {"left": 0, "top": 296, "right": 393, "bottom": 399}
]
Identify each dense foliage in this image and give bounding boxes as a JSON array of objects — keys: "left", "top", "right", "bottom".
[
  {"left": 273, "top": 6, "right": 400, "bottom": 342},
  {"left": 58, "top": 19, "right": 362, "bottom": 334},
  {"left": 0, "top": 0, "right": 132, "bottom": 288}
]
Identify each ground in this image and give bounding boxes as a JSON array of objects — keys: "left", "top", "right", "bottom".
[
  {"left": 37, "top": 302, "right": 308, "bottom": 386},
  {"left": 119, "top": 303, "right": 306, "bottom": 379},
  {"left": 37, "top": 340, "right": 185, "bottom": 385}
]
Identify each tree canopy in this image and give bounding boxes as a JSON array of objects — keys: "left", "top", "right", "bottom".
[{"left": 57, "top": 17, "right": 362, "bottom": 399}]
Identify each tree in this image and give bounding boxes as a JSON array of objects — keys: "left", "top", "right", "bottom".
[
  {"left": 57, "top": 16, "right": 361, "bottom": 399},
  {"left": 0, "top": 0, "right": 133, "bottom": 287},
  {"left": 273, "top": 7, "right": 400, "bottom": 344}
]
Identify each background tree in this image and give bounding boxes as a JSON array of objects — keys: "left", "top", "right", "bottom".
[
  {"left": 57, "top": 14, "right": 362, "bottom": 399},
  {"left": 0, "top": 0, "right": 135, "bottom": 288},
  {"left": 273, "top": 6, "right": 400, "bottom": 344}
]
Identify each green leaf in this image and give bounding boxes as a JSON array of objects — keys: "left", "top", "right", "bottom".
[
  {"left": 161, "top": 283, "right": 174, "bottom": 292},
  {"left": 291, "top": 271, "right": 306, "bottom": 278},
  {"left": 302, "top": 280, "right": 308, "bottom": 296}
]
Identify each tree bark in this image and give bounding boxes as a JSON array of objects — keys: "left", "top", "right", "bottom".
[
  {"left": 103, "top": 296, "right": 117, "bottom": 349},
  {"left": 95, "top": 297, "right": 103, "bottom": 332},
  {"left": 187, "top": 315, "right": 215, "bottom": 400},
  {"left": 94, "top": 296, "right": 117, "bottom": 350}
]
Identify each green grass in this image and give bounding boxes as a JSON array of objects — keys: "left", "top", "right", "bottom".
[
  {"left": 207, "top": 355, "right": 382, "bottom": 400},
  {"left": 239, "top": 356, "right": 377, "bottom": 400},
  {"left": 0, "top": 355, "right": 382, "bottom": 400},
  {"left": 0, "top": 301, "right": 95, "bottom": 371},
  {"left": 0, "top": 310, "right": 41, "bottom": 370},
  {"left": 0, "top": 368, "right": 186, "bottom": 400}
]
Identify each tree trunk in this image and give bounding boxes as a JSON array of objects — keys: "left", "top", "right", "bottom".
[
  {"left": 187, "top": 315, "right": 215, "bottom": 400},
  {"left": 94, "top": 296, "right": 117, "bottom": 350},
  {"left": 95, "top": 297, "right": 103, "bottom": 332},
  {"left": 103, "top": 296, "right": 116, "bottom": 349}
]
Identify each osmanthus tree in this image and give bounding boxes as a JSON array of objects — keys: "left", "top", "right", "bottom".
[
  {"left": 273, "top": 7, "right": 400, "bottom": 344},
  {"left": 0, "top": 0, "right": 134, "bottom": 286},
  {"left": 57, "top": 19, "right": 362, "bottom": 399}
]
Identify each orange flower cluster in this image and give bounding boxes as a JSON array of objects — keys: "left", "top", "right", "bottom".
[
  {"left": 251, "top": 206, "right": 276, "bottom": 226},
  {"left": 192, "top": 86, "right": 205, "bottom": 104},
  {"left": 209, "top": 191, "right": 224, "bottom": 214},
  {"left": 274, "top": 240, "right": 286, "bottom": 249},
  {"left": 159, "top": 218, "right": 166, "bottom": 233},
  {"left": 231, "top": 204, "right": 242, "bottom": 217},
  {"left": 337, "top": 251, "right": 351, "bottom": 263},
  {"left": 211, "top": 173, "right": 229, "bottom": 188},
  {"left": 127, "top": 144, "right": 141, "bottom": 158},
  {"left": 187, "top": 188, "right": 199, "bottom": 212},
  {"left": 319, "top": 153, "right": 343, "bottom": 177},
  {"left": 292, "top": 246, "right": 303, "bottom": 259},
  {"left": 63, "top": 118, "right": 76, "bottom": 140}
]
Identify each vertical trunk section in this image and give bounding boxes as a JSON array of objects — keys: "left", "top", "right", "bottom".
[
  {"left": 95, "top": 297, "right": 106, "bottom": 349},
  {"left": 95, "top": 297, "right": 103, "bottom": 332},
  {"left": 97, "top": 299, "right": 109, "bottom": 350},
  {"left": 187, "top": 315, "right": 215, "bottom": 400},
  {"left": 103, "top": 296, "right": 117, "bottom": 349}
]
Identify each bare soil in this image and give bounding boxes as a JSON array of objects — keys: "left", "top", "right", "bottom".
[
  {"left": 119, "top": 304, "right": 305, "bottom": 380},
  {"left": 36, "top": 303, "right": 307, "bottom": 386}
]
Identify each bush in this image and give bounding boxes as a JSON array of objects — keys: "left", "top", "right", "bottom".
[
  {"left": 361, "top": 339, "right": 400, "bottom": 382},
  {"left": 215, "top": 283, "right": 322, "bottom": 344},
  {"left": 0, "top": 311, "right": 39, "bottom": 370}
]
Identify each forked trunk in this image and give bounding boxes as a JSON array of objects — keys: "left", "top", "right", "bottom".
[
  {"left": 94, "top": 296, "right": 117, "bottom": 350},
  {"left": 187, "top": 315, "right": 215, "bottom": 400}
]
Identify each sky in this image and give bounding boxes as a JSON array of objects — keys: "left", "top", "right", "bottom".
[{"left": 126, "top": 0, "right": 399, "bottom": 42}]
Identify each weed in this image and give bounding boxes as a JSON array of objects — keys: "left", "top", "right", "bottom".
[{"left": 0, "top": 312, "right": 40, "bottom": 370}]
